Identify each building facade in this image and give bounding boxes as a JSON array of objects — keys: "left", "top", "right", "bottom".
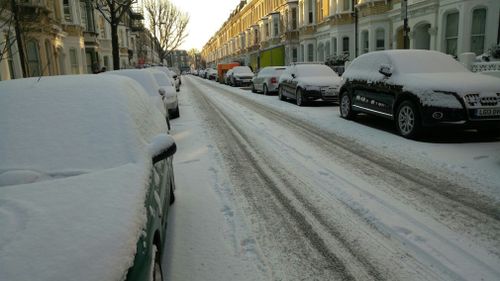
[
  {"left": 0, "top": 0, "right": 161, "bottom": 80},
  {"left": 202, "top": 0, "right": 500, "bottom": 69}
]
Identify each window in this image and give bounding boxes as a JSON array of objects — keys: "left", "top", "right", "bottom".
[
  {"left": 333, "top": 37, "right": 338, "bottom": 55},
  {"left": 376, "top": 29, "right": 385, "bottom": 50},
  {"left": 325, "top": 41, "right": 330, "bottom": 59},
  {"left": 99, "top": 16, "right": 107, "bottom": 38},
  {"left": 5, "top": 34, "right": 16, "bottom": 79},
  {"left": 291, "top": 8, "right": 297, "bottom": 30},
  {"left": 471, "top": 8, "right": 486, "bottom": 55},
  {"left": 300, "top": 45, "right": 304, "bottom": 61},
  {"left": 308, "top": 0, "right": 313, "bottom": 24},
  {"left": 342, "top": 37, "right": 349, "bottom": 55},
  {"left": 63, "top": 0, "right": 72, "bottom": 22},
  {"left": 103, "top": 56, "right": 109, "bottom": 69},
  {"left": 272, "top": 14, "right": 280, "bottom": 37},
  {"left": 361, "top": 31, "right": 369, "bottom": 53},
  {"left": 445, "top": 11, "right": 459, "bottom": 56},
  {"left": 343, "top": 0, "right": 350, "bottom": 12},
  {"left": 292, "top": 47, "right": 298, "bottom": 62},
  {"left": 265, "top": 23, "right": 269, "bottom": 37},
  {"left": 27, "top": 40, "right": 41, "bottom": 77},
  {"left": 307, "top": 43, "right": 314, "bottom": 61},
  {"left": 69, "top": 48, "right": 79, "bottom": 74},
  {"left": 80, "top": 1, "right": 87, "bottom": 29}
]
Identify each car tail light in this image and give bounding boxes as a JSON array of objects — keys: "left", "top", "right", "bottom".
[{"left": 271, "top": 77, "right": 277, "bottom": 84}]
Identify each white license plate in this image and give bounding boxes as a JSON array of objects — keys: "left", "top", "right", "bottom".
[
  {"left": 476, "top": 108, "right": 500, "bottom": 117},
  {"left": 322, "top": 89, "right": 337, "bottom": 96}
]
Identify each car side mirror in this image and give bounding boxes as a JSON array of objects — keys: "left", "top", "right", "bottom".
[
  {"left": 379, "top": 64, "right": 393, "bottom": 77},
  {"left": 159, "top": 88, "right": 166, "bottom": 96},
  {"left": 150, "top": 134, "right": 176, "bottom": 164},
  {"left": 291, "top": 73, "right": 296, "bottom": 79}
]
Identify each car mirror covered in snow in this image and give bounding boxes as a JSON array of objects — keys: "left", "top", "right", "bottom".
[{"left": 149, "top": 134, "right": 177, "bottom": 164}]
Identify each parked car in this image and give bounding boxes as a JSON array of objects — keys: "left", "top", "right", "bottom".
[
  {"left": 152, "top": 66, "right": 180, "bottom": 92},
  {"left": 224, "top": 69, "right": 234, "bottom": 85},
  {"left": 206, "top": 68, "right": 218, "bottom": 80},
  {"left": 148, "top": 69, "right": 180, "bottom": 119},
  {"left": 338, "top": 50, "right": 500, "bottom": 138},
  {"left": 229, "top": 66, "right": 254, "bottom": 87},
  {"left": 0, "top": 74, "right": 177, "bottom": 281},
  {"left": 251, "top": 66, "right": 286, "bottom": 95},
  {"left": 278, "top": 63, "right": 342, "bottom": 106}
]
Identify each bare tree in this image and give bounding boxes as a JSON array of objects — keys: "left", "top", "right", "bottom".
[
  {"left": 96, "top": 0, "right": 137, "bottom": 70},
  {"left": 144, "top": 0, "right": 189, "bottom": 63},
  {"left": 0, "top": 0, "right": 15, "bottom": 63}
]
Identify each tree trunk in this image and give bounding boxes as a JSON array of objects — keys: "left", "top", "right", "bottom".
[
  {"left": 110, "top": 5, "right": 120, "bottom": 70},
  {"left": 111, "top": 23, "right": 120, "bottom": 70}
]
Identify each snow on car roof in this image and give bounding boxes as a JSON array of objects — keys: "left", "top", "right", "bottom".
[
  {"left": 0, "top": 74, "right": 165, "bottom": 175},
  {"left": 105, "top": 69, "right": 161, "bottom": 96},
  {"left": 0, "top": 75, "right": 169, "bottom": 281},
  {"left": 295, "top": 64, "right": 338, "bottom": 77},
  {"left": 387, "top": 50, "right": 468, "bottom": 74},
  {"left": 232, "top": 66, "right": 253, "bottom": 74}
]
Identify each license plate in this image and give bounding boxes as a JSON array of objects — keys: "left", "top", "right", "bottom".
[
  {"left": 476, "top": 108, "right": 500, "bottom": 117},
  {"left": 322, "top": 88, "right": 337, "bottom": 96}
]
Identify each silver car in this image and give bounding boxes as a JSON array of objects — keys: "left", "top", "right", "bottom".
[{"left": 251, "top": 66, "right": 286, "bottom": 95}]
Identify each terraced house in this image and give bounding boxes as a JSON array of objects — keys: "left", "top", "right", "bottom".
[
  {"left": 201, "top": 0, "right": 500, "bottom": 70},
  {"left": 0, "top": 0, "right": 159, "bottom": 80}
]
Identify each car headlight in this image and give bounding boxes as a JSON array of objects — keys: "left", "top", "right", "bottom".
[{"left": 426, "top": 91, "right": 462, "bottom": 109}]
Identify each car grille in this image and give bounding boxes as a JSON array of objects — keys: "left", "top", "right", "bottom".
[{"left": 464, "top": 93, "right": 500, "bottom": 107}]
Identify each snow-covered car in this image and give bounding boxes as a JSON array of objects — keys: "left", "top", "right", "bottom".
[
  {"left": 338, "top": 50, "right": 500, "bottom": 139},
  {"left": 229, "top": 66, "right": 254, "bottom": 87},
  {"left": 169, "top": 70, "right": 181, "bottom": 90},
  {"left": 206, "top": 68, "right": 218, "bottom": 80},
  {"left": 0, "top": 75, "right": 177, "bottom": 281},
  {"left": 148, "top": 69, "right": 180, "bottom": 119},
  {"left": 105, "top": 69, "right": 171, "bottom": 128},
  {"left": 224, "top": 69, "right": 234, "bottom": 85},
  {"left": 278, "top": 63, "right": 341, "bottom": 106},
  {"left": 251, "top": 66, "right": 286, "bottom": 95}
]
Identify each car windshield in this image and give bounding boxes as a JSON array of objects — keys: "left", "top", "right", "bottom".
[
  {"left": 152, "top": 72, "right": 171, "bottom": 86},
  {"left": 0, "top": 75, "right": 159, "bottom": 176},
  {"left": 233, "top": 67, "right": 253, "bottom": 74},
  {"left": 390, "top": 50, "right": 469, "bottom": 74},
  {"left": 296, "top": 65, "right": 336, "bottom": 77}
]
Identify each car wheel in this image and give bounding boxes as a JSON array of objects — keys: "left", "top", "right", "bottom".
[
  {"left": 251, "top": 83, "right": 257, "bottom": 93},
  {"left": 396, "top": 100, "right": 421, "bottom": 139},
  {"left": 340, "top": 92, "right": 356, "bottom": 120},
  {"left": 296, "top": 88, "right": 304, "bottom": 106},
  {"left": 263, "top": 84, "right": 269, "bottom": 96},
  {"left": 278, "top": 86, "right": 286, "bottom": 101},
  {"left": 152, "top": 245, "right": 164, "bottom": 281}
]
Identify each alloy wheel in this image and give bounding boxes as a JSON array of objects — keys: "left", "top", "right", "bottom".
[
  {"left": 340, "top": 94, "right": 351, "bottom": 118},
  {"left": 398, "top": 104, "right": 415, "bottom": 136}
]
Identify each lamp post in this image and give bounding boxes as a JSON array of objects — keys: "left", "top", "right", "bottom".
[
  {"left": 401, "top": 0, "right": 409, "bottom": 49},
  {"left": 352, "top": 0, "right": 358, "bottom": 57}
]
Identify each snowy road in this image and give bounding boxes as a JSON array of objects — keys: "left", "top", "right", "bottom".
[{"left": 163, "top": 76, "right": 500, "bottom": 281}]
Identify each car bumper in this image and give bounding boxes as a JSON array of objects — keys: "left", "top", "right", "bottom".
[
  {"left": 421, "top": 106, "right": 500, "bottom": 128},
  {"left": 304, "top": 89, "right": 339, "bottom": 103}
]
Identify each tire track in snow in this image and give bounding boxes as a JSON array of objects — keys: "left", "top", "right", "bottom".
[
  {"left": 189, "top": 77, "right": 500, "bottom": 280},
  {"left": 186, "top": 78, "right": 370, "bottom": 280}
]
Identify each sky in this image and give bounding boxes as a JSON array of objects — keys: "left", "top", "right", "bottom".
[{"left": 169, "top": 0, "right": 242, "bottom": 51}]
